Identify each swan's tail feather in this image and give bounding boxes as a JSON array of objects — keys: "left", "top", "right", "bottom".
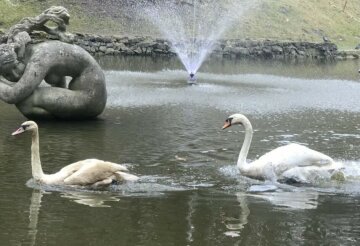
[{"left": 115, "top": 171, "right": 139, "bottom": 181}]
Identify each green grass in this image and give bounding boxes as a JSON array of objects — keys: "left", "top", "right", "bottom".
[
  {"left": 1, "top": 0, "right": 359, "bottom": 49},
  {"left": 0, "top": 0, "right": 39, "bottom": 28},
  {"left": 0, "top": 0, "right": 126, "bottom": 35},
  {"left": 239, "top": 0, "right": 360, "bottom": 49}
]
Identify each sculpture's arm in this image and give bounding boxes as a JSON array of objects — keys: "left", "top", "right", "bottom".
[
  {"left": 0, "top": 63, "right": 45, "bottom": 104},
  {"left": 0, "top": 78, "right": 19, "bottom": 103},
  {"left": 40, "top": 25, "right": 73, "bottom": 43}
]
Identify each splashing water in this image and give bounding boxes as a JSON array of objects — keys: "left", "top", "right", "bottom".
[{"left": 136, "top": 0, "right": 257, "bottom": 76}]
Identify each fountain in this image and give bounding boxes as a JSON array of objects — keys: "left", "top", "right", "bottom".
[{"left": 136, "top": 0, "right": 257, "bottom": 82}]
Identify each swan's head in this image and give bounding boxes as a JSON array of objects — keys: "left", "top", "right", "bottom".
[
  {"left": 12, "top": 121, "right": 38, "bottom": 135},
  {"left": 222, "top": 113, "right": 251, "bottom": 130}
]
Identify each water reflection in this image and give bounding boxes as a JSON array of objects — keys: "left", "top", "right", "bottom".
[
  {"left": 27, "top": 189, "right": 43, "bottom": 246},
  {"left": 223, "top": 193, "right": 250, "bottom": 238},
  {"left": 248, "top": 189, "right": 319, "bottom": 210},
  {"left": 2, "top": 56, "right": 360, "bottom": 245},
  {"left": 105, "top": 69, "right": 360, "bottom": 114},
  {"left": 60, "top": 191, "right": 120, "bottom": 208},
  {"left": 186, "top": 194, "right": 197, "bottom": 244},
  {"left": 97, "top": 56, "right": 360, "bottom": 81},
  {"left": 25, "top": 188, "right": 124, "bottom": 246},
  {"left": 222, "top": 187, "right": 319, "bottom": 239}
]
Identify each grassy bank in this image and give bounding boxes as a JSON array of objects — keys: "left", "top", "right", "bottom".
[
  {"left": 243, "top": 0, "right": 360, "bottom": 49},
  {"left": 0, "top": 0, "right": 125, "bottom": 35},
  {"left": 1, "top": 0, "right": 359, "bottom": 49}
]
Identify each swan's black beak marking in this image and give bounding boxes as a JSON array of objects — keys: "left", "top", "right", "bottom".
[{"left": 222, "top": 118, "right": 232, "bottom": 130}]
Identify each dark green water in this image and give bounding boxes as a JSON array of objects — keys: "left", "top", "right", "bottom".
[{"left": 1, "top": 57, "right": 360, "bottom": 245}]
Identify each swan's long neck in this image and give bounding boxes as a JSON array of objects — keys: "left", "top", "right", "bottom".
[
  {"left": 31, "top": 128, "right": 44, "bottom": 181},
  {"left": 237, "top": 119, "right": 253, "bottom": 172}
]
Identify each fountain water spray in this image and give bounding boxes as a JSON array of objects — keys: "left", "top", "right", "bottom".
[{"left": 135, "top": 0, "right": 257, "bottom": 81}]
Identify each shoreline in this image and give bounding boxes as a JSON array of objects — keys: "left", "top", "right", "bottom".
[
  {"left": 69, "top": 33, "right": 359, "bottom": 60},
  {"left": 3, "top": 31, "right": 359, "bottom": 60}
]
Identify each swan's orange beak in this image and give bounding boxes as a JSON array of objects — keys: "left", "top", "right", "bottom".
[
  {"left": 12, "top": 127, "right": 25, "bottom": 136},
  {"left": 222, "top": 121, "right": 231, "bottom": 130}
]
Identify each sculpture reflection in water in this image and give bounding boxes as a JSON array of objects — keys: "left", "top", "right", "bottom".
[{"left": 0, "top": 6, "right": 106, "bottom": 120}]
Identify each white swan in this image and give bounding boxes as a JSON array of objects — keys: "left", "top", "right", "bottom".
[
  {"left": 12, "top": 121, "right": 139, "bottom": 187},
  {"left": 222, "top": 113, "right": 342, "bottom": 182}
]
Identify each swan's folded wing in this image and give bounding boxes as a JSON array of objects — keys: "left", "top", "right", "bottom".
[
  {"left": 57, "top": 161, "right": 88, "bottom": 178},
  {"left": 258, "top": 143, "right": 333, "bottom": 168},
  {"left": 63, "top": 160, "right": 128, "bottom": 186}
]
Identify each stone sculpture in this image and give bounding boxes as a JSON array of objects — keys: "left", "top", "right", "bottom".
[{"left": 0, "top": 6, "right": 106, "bottom": 120}]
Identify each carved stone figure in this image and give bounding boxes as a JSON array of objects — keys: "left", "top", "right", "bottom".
[
  {"left": 6, "top": 6, "right": 73, "bottom": 44},
  {"left": 0, "top": 6, "right": 106, "bottom": 120}
]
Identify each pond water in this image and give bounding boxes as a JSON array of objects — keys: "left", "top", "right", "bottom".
[{"left": 1, "top": 56, "right": 360, "bottom": 245}]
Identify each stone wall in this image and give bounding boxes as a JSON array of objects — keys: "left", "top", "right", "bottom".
[
  {"left": 71, "top": 33, "right": 339, "bottom": 60},
  {"left": 0, "top": 31, "right": 342, "bottom": 60}
]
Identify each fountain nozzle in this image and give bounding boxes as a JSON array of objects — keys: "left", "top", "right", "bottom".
[{"left": 188, "top": 72, "right": 197, "bottom": 84}]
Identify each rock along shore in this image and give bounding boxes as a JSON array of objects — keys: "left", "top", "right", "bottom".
[
  {"left": 2, "top": 31, "right": 358, "bottom": 60},
  {"left": 71, "top": 33, "right": 339, "bottom": 60}
]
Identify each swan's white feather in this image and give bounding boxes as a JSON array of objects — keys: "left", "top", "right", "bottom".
[
  {"left": 225, "top": 114, "right": 343, "bottom": 182},
  {"left": 256, "top": 143, "right": 333, "bottom": 167},
  {"left": 249, "top": 143, "right": 334, "bottom": 179},
  {"left": 62, "top": 160, "right": 130, "bottom": 185}
]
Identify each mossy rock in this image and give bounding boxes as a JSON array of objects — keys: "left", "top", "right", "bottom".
[{"left": 330, "top": 170, "right": 346, "bottom": 182}]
